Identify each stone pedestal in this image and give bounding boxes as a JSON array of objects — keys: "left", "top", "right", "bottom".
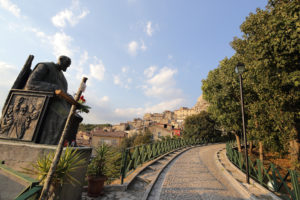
[{"left": 0, "top": 139, "right": 92, "bottom": 200}]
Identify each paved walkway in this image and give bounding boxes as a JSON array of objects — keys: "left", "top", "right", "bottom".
[
  {"left": 83, "top": 144, "right": 276, "bottom": 200},
  {"left": 159, "top": 144, "right": 246, "bottom": 200}
]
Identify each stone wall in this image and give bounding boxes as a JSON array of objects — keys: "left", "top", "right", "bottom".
[{"left": 0, "top": 139, "right": 92, "bottom": 200}]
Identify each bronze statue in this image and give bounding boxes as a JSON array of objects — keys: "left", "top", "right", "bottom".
[
  {"left": 23, "top": 56, "right": 81, "bottom": 144},
  {"left": 24, "top": 56, "right": 70, "bottom": 92},
  {"left": 0, "top": 55, "right": 83, "bottom": 144}
]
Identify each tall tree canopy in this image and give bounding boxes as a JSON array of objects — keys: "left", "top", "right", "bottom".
[
  {"left": 183, "top": 111, "right": 220, "bottom": 142},
  {"left": 202, "top": 0, "right": 299, "bottom": 161}
]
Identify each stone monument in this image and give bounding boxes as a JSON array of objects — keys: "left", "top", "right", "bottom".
[{"left": 0, "top": 55, "right": 82, "bottom": 144}]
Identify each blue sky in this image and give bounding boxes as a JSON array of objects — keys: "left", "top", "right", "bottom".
[{"left": 0, "top": 0, "right": 267, "bottom": 124}]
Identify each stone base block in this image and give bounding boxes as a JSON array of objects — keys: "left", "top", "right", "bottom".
[{"left": 0, "top": 139, "right": 92, "bottom": 200}]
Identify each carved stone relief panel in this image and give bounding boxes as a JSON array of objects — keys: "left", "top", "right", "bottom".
[{"left": 0, "top": 92, "right": 48, "bottom": 141}]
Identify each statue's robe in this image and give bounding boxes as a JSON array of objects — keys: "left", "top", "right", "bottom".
[{"left": 24, "top": 62, "right": 70, "bottom": 144}]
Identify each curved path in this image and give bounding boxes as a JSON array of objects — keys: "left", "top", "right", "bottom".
[{"left": 157, "top": 144, "right": 246, "bottom": 200}]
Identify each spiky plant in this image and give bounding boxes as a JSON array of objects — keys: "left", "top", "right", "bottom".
[{"left": 24, "top": 147, "right": 86, "bottom": 186}]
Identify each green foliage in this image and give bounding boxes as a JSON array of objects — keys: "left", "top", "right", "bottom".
[
  {"left": 104, "top": 146, "right": 122, "bottom": 183},
  {"left": 159, "top": 136, "right": 172, "bottom": 141},
  {"left": 87, "top": 144, "right": 108, "bottom": 177},
  {"left": 120, "top": 133, "right": 137, "bottom": 149},
  {"left": 87, "top": 144, "right": 122, "bottom": 183},
  {"left": 78, "top": 123, "right": 112, "bottom": 132},
  {"left": 120, "top": 129, "right": 153, "bottom": 149},
  {"left": 202, "top": 57, "right": 243, "bottom": 135},
  {"left": 133, "top": 129, "right": 153, "bottom": 146},
  {"left": 24, "top": 147, "right": 86, "bottom": 186},
  {"left": 183, "top": 111, "right": 221, "bottom": 142},
  {"left": 202, "top": 0, "right": 299, "bottom": 156}
]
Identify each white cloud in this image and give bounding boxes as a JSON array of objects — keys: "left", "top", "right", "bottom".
[
  {"left": 0, "top": 61, "right": 18, "bottom": 87},
  {"left": 128, "top": 41, "right": 139, "bottom": 56},
  {"left": 144, "top": 66, "right": 157, "bottom": 78},
  {"left": 90, "top": 59, "right": 105, "bottom": 81},
  {"left": 51, "top": 32, "right": 74, "bottom": 57},
  {"left": 52, "top": 10, "right": 72, "bottom": 28},
  {"left": 114, "top": 98, "right": 185, "bottom": 119},
  {"left": 0, "top": 0, "right": 21, "bottom": 17},
  {"left": 144, "top": 67, "right": 183, "bottom": 100},
  {"left": 99, "top": 96, "right": 109, "bottom": 103},
  {"left": 29, "top": 28, "right": 74, "bottom": 58},
  {"left": 127, "top": 40, "right": 148, "bottom": 56},
  {"left": 73, "top": 50, "right": 89, "bottom": 80},
  {"left": 113, "top": 74, "right": 132, "bottom": 89},
  {"left": 113, "top": 75, "right": 121, "bottom": 85},
  {"left": 51, "top": 0, "right": 89, "bottom": 28},
  {"left": 146, "top": 21, "right": 154, "bottom": 36},
  {"left": 79, "top": 50, "right": 89, "bottom": 66},
  {"left": 121, "top": 66, "right": 129, "bottom": 73},
  {"left": 148, "top": 67, "right": 177, "bottom": 86}
]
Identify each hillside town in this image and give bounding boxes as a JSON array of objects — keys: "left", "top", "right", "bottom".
[
  {"left": 0, "top": 1, "right": 299, "bottom": 199},
  {"left": 76, "top": 95, "right": 209, "bottom": 149}
]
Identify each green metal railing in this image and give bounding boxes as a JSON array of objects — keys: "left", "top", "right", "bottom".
[
  {"left": 0, "top": 161, "right": 41, "bottom": 200},
  {"left": 226, "top": 143, "right": 300, "bottom": 200},
  {"left": 120, "top": 138, "right": 203, "bottom": 184}
]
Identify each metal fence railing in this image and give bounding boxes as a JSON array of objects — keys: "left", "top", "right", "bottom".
[
  {"left": 226, "top": 143, "right": 300, "bottom": 200},
  {"left": 120, "top": 138, "right": 204, "bottom": 184}
]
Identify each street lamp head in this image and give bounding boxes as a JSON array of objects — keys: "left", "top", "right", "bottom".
[{"left": 235, "top": 62, "right": 245, "bottom": 74}]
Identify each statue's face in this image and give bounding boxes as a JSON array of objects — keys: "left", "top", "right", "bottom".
[
  {"left": 61, "top": 59, "right": 70, "bottom": 71},
  {"left": 58, "top": 56, "right": 71, "bottom": 72}
]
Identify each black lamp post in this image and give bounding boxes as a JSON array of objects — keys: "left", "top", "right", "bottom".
[{"left": 235, "top": 62, "right": 250, "bottom": 184}]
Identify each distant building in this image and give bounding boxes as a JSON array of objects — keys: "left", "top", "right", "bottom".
[
  {"left": 174, "top": 107, "right": 197, "bottom": 122},
  {"left": 148, "top": 123, "right": 173, "bottom": 140},
  {"left": 76, "top": 131, "right": 91, "bottom": 146},
  {"left": 112, "top": 123, "right": 129, "bottom": 131},
  {"left": 174, "top": 95, "right": 209, "bottom": 123},
  {"left": 90, "top": 129, "right": 127, "bottom": 154}
]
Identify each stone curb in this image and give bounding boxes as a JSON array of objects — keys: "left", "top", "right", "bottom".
[
  {"left": 141, "top": 145, "right": 201, "bottom": 200},
  {"left": 215, "top": 148, "right": 282, "bottom": 200}
]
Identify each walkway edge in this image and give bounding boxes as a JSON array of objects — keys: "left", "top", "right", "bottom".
[{"left": 215, "top": 147, "right": 282, "bottom": 200}]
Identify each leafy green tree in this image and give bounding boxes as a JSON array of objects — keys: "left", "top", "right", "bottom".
[
  {"left": 203, "top": 0, "right": 299, "bottom": 165},
  {"left": 202, "top": 57, "right": 245, "bottom": 151},
  {"left": 183, "top": 111, "right": 221, "bottom": 142},
  {"left": 231, "top": 0, "right": 299, "bottom": 163},
  {"left": 78, "top": 123, "right": 112, "bottom": 132}
]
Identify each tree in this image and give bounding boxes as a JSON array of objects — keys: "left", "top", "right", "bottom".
[
  {"left": 203, "top": 0, "right": 299, "bottom": 166},
  {"left": 183, "top": 111, "right": 221, "bottom": 142},
  {"left": 231, "top": 0, "right": 300, "bottom": 164},
  {"left": 202, "top": 57, "right": 245, "bottom": 151},
  {"left": 133, "top": 129, "right": 153, "bottom": 146},
  {"left": 78, "top": 123, "right": 112, "bottom": 132}
]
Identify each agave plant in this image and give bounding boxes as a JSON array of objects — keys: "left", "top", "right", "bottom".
[
  {"left": 24, "top": 147, "right": 86, "bottom": 186},
  {"left": 87, "top": 144, "right": 109, "bottom": 178},
  {"left": 87, "top": 144, "right": 122, "bottom": 184}
]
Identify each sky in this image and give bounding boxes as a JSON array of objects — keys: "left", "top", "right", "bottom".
[{"left": 0, "top": 0, "right": 268, "bottom": 124}]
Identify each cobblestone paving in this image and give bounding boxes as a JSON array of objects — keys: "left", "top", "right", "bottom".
[
  {"left": 159, "top": 144, "right": 246, "bottom": 200},
  {"left": 82, "top": 144, "right": 275, "bottom": 200}
]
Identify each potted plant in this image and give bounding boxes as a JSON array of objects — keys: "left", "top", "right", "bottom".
[
  {"left": 86, "top": 144, "right": 109, "bottom": 197},
  {"left": 23, "top": 147, "right": 85, "bottom": 199}
]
